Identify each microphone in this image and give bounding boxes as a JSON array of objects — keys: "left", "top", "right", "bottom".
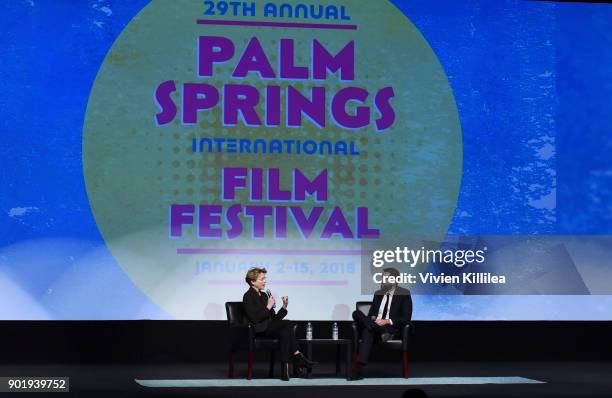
[{"left": 266, "top": 289, "right": 276, "bottom": 309}]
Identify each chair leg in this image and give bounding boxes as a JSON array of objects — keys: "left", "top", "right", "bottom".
[
  {"left": 247, "top": 351, "right": 254, "bottom": 380},
  {"left": 352, "top": 352, "right": 358, "bottom": 369},
  {"left": 228, "top": 352, "right": 235, "bottom": 378},
  {"left": 402, "top": 351, "right": 409, "bottom": 379},
  {"left": 268, "top": 350, "right": 275, "bottom": 378}
]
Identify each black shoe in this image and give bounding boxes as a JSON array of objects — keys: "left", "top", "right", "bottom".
[
  {"left": 351, "top": 364, "right": 364, "bottom": 381},
  {"left": 291, "top": 355, "right": 309, "bottom": 378},
  {"left": 292, "top": 365, "right": 305, "bottom": 378},
  {"left": 292, "top": 352, "right": 317, "bottom": 369},
  {"left": 380, "top": 332, "right": 392, "bottom": 342},
  {"left": 280, "top": 362, "right": 290, "bottom": 381}
]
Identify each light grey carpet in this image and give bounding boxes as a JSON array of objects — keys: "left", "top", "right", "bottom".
[{"left": 135, "top": 376, "right": 545, "bottom": 388}]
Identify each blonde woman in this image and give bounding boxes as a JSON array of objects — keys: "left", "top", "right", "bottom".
[{"left": 243, "top": 267, "right": 315, "bottom": 380}]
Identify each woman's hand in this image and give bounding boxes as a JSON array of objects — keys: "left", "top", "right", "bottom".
[
  {"left": 266, "top": 294, "right": 276, "bottom": 310},
  {"left": 281, "top": 296, "right": 289, "bottom": 309}
]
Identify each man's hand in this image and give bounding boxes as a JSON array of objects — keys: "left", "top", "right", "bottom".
[
  {"left": 375, "top": 319, "right": 391, "bottom": 326},
  {"left": 281, "top": 296, "right": 289, "bottom": 309},
  {"left": 266, "top": 295, "right": 276, "bottom": 310}
]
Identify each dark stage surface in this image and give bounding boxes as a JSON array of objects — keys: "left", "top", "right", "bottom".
[
  {"left": 1, "top": 321, "right": 611, "bottom": 396},
  {"left": 2, "top": 361, "right": 612, "bottom": 397}
]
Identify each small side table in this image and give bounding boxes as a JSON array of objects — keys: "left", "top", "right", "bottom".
[{"left": 297, "top": 338, "right": 352, "bottom": 380}]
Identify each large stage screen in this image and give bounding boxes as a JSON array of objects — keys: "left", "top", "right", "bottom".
[{"left": 2, "top": 0, "right": 612, "bottom": 320}]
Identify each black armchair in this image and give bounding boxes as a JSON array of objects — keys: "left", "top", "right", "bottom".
[
  {"left": 226, "top": 301, "right": 295, "bottom": 379},
  {"left": 351, "top": 301, "right": 414, "bottom": 378}
]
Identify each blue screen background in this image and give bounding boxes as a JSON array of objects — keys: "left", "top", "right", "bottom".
[{"left": 1, "top": 0, "right": 611, "bottom": 319}]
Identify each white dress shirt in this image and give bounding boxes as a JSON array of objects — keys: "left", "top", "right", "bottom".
[{"left": 376, "top": 287, "right": 395, "bottom": 325}]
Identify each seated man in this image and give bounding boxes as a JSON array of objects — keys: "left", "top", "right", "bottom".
[{"left": 352, "top": 267, "right": 412, "bottom": 380}]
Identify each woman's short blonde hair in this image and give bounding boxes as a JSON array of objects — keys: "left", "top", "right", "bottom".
[{"left": 245, "top": 267, "right": 267, "bottom": 286}]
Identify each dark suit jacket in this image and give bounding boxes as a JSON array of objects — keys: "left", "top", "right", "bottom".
[
  {"left": 243, "top": 287, "right": 287, "bottom": 333},
  {"left": 368, "top": 286, "right": 412, "bottom": 330}
]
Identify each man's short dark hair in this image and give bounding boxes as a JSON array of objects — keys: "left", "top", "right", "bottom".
[{"left": 383, "top": 267, "right": 400, "bottom": 277}]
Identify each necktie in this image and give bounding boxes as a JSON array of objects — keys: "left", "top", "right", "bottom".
[{"left": 382, "top": 293, "right": 390, "bottom": 319}]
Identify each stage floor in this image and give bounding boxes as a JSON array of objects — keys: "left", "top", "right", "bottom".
[{"left": 1, "top": 361, "right": 611, "bottom": 397}]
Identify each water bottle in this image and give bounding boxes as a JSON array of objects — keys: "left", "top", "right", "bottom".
[
  {"left": 332, "top": 322, "right": 339, "bottom": 340},
  {"left": 306, "top": 322, "right": 313, "bottom": 340}
]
